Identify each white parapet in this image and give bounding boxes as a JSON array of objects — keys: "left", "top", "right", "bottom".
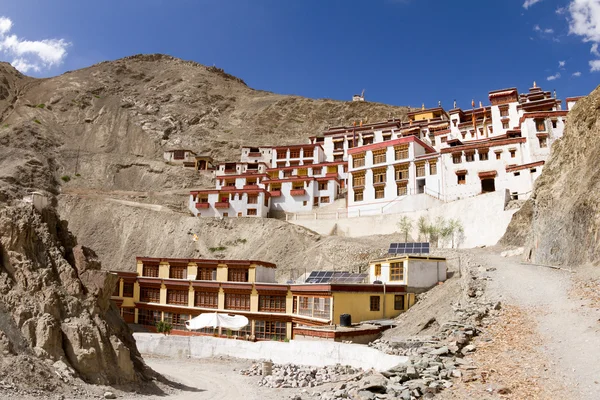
[{"left": 133, "top": 333, "right": 408, "bottom": 371}]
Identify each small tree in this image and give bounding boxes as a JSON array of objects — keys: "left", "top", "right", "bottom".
[
  {"left": 397, "top": 216, "right": 412, "bottom": 242},
  {"left": 448, "top": 219, "right": 464, "bottom": 248},
  {"left": 417, "top": 216, "right": 429, "bottom": 242},
  {"left": 156, "top": 321, "right": 173, "bottom": 336}
]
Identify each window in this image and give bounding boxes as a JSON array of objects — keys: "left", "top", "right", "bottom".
[
  {"left": 138, "top": 309, "right": 161, "bottom": 326},
  {"left": 416, "top": 163, "right": 426, "bottom": 177},
  {"left": 194, "top": 291, "right": 218, "bottom": 308},
  {"left": 333, "top": 141, "right": 344, "bottom": 150},
  {"left": 370, "top": 296, "right": 381, "bottom": 311},
  {"left": 363, "top": 136, "right": 374, "bottom": 145},
  {"left": 313, "top": 167, "right": 322, "bottom": 175},
  {"left": 283, "top": 170, "right": 292, "bottom": 178},
  {"left": 479, "top": 150, "right": 489, "bottom": 161},
  {"left": 514, "top": 172, "right": 520, "bottom": 176},
  {"left": 535, "top": 119, "right": 546, "bottom": 132},
  {"left": 303, "top": 149, "right": 313, "bottom": 158},
  {"left": 254, "top": 321, "right": 287, "bottom": 341},
  {"left": 465, "top": 152, "right": 475, "bottom": 162},
  {"left": 222, "top": 212, "right": 228, "bottom": 217},
  {"left": 318, "top": 182, "right": 328, "bottom": 190},
  {"left": 509, "top": 149, "right": 516, "bottom": 158},
  {"left": 173, "top": 150, "right": 185, "bottom": 160},
  {"left": 303, "top": 201, "right": 308, "bottom": 206},
  {"left": 123, "top": 282, "right": 134, "bottom": 297},
  {"left": 140, "top": 287, "right": 160, "bottom": 303},
  {"left": 235, "top": 322, "right": 252, "bottom": 338},
  {"left": 167, "top": 289, "right": 188, "bottom": 305},
  {"left": 289, "top": 149, "right": 300, "bottom": 158},
  {"left": 551, "top": 120, "right": 558, "bottom": 129},
  {"left": 440, "top": 136, "right": 447, "bottom": 143},
  {"left": 461, "top": 132, "right": 466, "bottom": 140},
  {"left": 530, "top": 168, "right": 537, "bottom": 173},
  {"left": 452, "top": 153, "right": 462, "bottom": 164},
  {"left": 390, "top": 262, "right": 404, "bottom": 281},
  {"left": 197, "top": 268, "right": 216, "bottom": 281},
  {"left": 373, "top": 168, "right": 386, "bottom": 184},
  {"left": 395, "top": 164, "right": 409, "bottom": 181},
  {"left": 538, "top": 137, "right": 547, "bottom": 148},
  {"left": 457, "top": 174, "right": 466, "bottom": 185},
  {"left": 169, "top": 266, "right": 187, "bottom": 279},
  {"left": 247, "top": 195, "right": 258, "bottom": 204},
  {"left": 320, "top": 196, "right": 330, "bottom": 203},
  {"left": 429, "top": 161, "right": 437, "bottom": 175},
  {"left": 394, "top": 295, "right": 405, "bottom": 310},
  {"left": 395, "top": 145, "right": 409, "bottom": 160},
  {"left": 247, "top": 209, "right": 257, "bottom": 216},
  {"left": 296, "top": 296, "right": 331, "bottom": 319},
  {"left": 225, "top": 293, "right": 250, "bottom": 310},
  {"left": 353, "top": 172, "right": 365, "bottom": 187},
  {"left": 382, "top": 134, "right": 391, "bottom": 141},
  {"left": 354, "top": 190, "right": 364, "bottom": 202},
  {"left": 375, "top": 188, "right": 385, "bottom": 199},
  {"left": 334, "top": 154, "right": 343, "bottom": 161},
  {"left": 502, "top": 120, "right": 509, "bottom": 129},
  {"left": 163, "top": 312, "right": 189, "bottom": 330},
  {"left": 499, "top": 107, "right": 509, "bottom": 117},
  {"left": 351, "top": 155, "right": 365, "bottom": 168},
  {"left": 373, "top": 149, "right": 387, "bottom": 164},
  {"left": 228, "top": 268, "right": 248, "bottom": 282},
  {"left": 142, "top": 264, "right": 159, "bottom": 277},
  {"left": 374, "top": 264, "right": 381, "bottom": 276},
  {"left": 397, "top": 182, "right": 408, "bottom": 196},
  {"left": 495, "top": 151, "right": 502, "bottom": 160},
  {"left": 258, "top": 295, "right": 287, "bottom": 313}
]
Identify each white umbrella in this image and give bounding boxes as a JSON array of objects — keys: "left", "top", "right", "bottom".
[{"left": 185, "top": 312, "right": 249, "bottom": 330}]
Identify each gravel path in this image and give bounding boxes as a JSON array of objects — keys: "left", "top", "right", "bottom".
[{"left": 472, "top": 248, "right": 600, "bottom": 399}]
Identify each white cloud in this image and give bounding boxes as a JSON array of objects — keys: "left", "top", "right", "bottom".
[
  {"left": 0, "top": 16, "right": 70, "bottom": 74},
  {"left": 568, "top": 0, "right": 600, "bottom": 43},
  {"left": 572, "top": 71, "right": 582, "bottom": 76},
  {"left": 534, "top": 24, "right": 541, "bottom": 31},
  {"left": 592, "top": 43, "right": 600, "bottom": 55},
  {"left": 556, "top": 6, "right": 567, "bottom": 14},
  {"left": 544, "top": 28, "right": 555, "bottom": 33},
  {"left": 559, "top": 60, "right": 566, "bottom": 67},
  {"left": 547, "top": 72, "right": 561, "bottom": 80},
  {"left": 590, "top": 59, "right": 600, "bottom": 71},
  {"left": 524, "top": 0, "right": 544, "bottom": 9}
]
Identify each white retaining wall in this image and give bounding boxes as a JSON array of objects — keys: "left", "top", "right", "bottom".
[
  {"left": 134, "top": 333, "right": 408, "bottom": 371},
  {"left": 288, "top": 190, "right": 516, "bottom": 248}
]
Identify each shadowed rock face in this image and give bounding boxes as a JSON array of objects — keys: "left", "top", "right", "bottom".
[
  {"left": 502, "top": 85, "right": 600, "bottom": 266},
  {"left": 0, "top": 205, "right": 151, "bottom": 386}
]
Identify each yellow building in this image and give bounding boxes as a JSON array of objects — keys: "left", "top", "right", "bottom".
[
  {"left": 111, "top": 257, "right": 417, "bottom": 341},
  {"left": 368, "top": 255, "right": 447, "bottom": 293}
]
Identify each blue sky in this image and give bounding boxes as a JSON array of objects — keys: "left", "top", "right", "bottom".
[{"left": 0, "top": 0, "right": 598, "bottom": 109}]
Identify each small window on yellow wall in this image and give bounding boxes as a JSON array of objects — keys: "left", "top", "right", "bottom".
[
  {"left": 394, "top": 295, "right": 405, "bottom": 310},
  {"left": 370, "top": 296, "right": 380, "bottom": 311}
]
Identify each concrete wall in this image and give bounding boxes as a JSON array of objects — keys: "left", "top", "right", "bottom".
[
  {"left": 133, "top": 332, "right": 408, "bottom": 371},
  {"left": 406, "top": 260, "right": 446, "bottom": 290},
  {"left": 288, "top": 190, "right": 516, "bottom": 248}
]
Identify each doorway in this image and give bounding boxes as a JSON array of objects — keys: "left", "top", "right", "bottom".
[{"left": 481, "top": 178, "right": 495, "bottom": 193}]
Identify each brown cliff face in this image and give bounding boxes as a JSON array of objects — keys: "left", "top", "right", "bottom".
[
  {"left": 0, "top": 205, "right": 151, "bottom": 389},
  {"left": 502, "top": 85, "right": 600, "bottom": 266}
]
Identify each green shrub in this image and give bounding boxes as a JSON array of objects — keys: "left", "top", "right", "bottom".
[
  {"left": 75, "top": 173, "right": 81, "bottom": 177},
  {"left": 156, "top": 321, "right": 173, "bottom": 335},
  {"left": 37, "top": 104, "right": 45, "bottom": 108},
  {"left": 208, "top": 246, "right": 227, "bottom": 252},
  {"left": 33, "top": 119, "right": 41, "bottom": 124},
  {"left": 61, "top": 175, "right": 71, "bottom": 182}
]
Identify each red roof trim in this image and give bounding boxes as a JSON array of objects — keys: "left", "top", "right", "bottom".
[
  {"left": 441, "top": 137, "right": 526, "bottom": 154},
  {"left": 505, "top": 160, "right": 545, "bottom": 173},
  {"left": 347, "top": 135, "right": 436, "bottom": 156}
]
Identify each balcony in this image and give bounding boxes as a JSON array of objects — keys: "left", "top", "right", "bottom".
[
  {"left": 269, "top": 190, "right": 282, "bottom": 197},
  {"left": 248, "top": 152, "right": 261, "bottom": 158},
  {"left": 215, "top": 202, "right": 230, "bottom": 209},
  {"left": 290, "top": 189, "right": 306, "bottom": 196},
  {"left": 243, "top": 184, "right": 260, "bottom": 190},
  {"left": 195, "top": 203, "right": 210, "bottom": 209}
]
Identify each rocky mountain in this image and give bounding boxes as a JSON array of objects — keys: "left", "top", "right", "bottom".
[{"left": 502, "top": 85, "right": 600, "bottom": 266}]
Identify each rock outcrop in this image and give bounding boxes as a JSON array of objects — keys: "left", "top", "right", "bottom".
[
  {"left": 502, "top": 85, "right": 600, "bottom": 266},
  {"left": 0, "top": 203, "right": 151, "bottom": 391}
]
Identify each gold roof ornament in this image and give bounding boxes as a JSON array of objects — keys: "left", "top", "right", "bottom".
[
  {"left": 438, "top": 100, "right": 441, "bottom": 107},
  {"left": 479, "top": 101, "right": 483, "bottom": 108},
  {"left": 554, "top": 89, "right": 557, "bottom": 99},
  {"left": 453, "top": 100, "right": 457, "bottom": 108},
  {"left": 533, "top": 81, "right": 537, "bottom": 88},
  {"left": 421, "top": 103, "right": 425, "bottom": 110}
]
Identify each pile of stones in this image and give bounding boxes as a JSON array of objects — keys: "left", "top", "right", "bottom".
[{"left": 240, "top": 363, "right": 361, "bottom": 389}]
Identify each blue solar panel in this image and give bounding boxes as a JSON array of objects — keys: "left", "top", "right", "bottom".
[
  {"left": 305, "top": 271, "right": 368, "bottom": 284},
  {"left": 388, "top": 242, "right": 430, "bottom": 255}
]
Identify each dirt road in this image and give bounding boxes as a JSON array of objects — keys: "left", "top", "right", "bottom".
[
  {"left": 472, "top": 248, "right": 600, "bottom": 399},
  {"left": 121, "top": 356, "right": 299, "bottom": 400}
]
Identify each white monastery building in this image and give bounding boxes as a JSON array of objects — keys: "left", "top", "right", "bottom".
[{"left": 188, "top": 83, "right": 580, "bottom": 218}]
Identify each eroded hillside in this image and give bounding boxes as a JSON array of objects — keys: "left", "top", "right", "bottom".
[{"left": 502, "top": 85, "right": 600, "bottom": 266}]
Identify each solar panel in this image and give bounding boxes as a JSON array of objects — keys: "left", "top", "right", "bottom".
[
  {"left": 304, "top": 271, "right": 368, "bottom": 284},
  {"left": 388, "top": 242, "right": 430, "bottom": 255}
]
